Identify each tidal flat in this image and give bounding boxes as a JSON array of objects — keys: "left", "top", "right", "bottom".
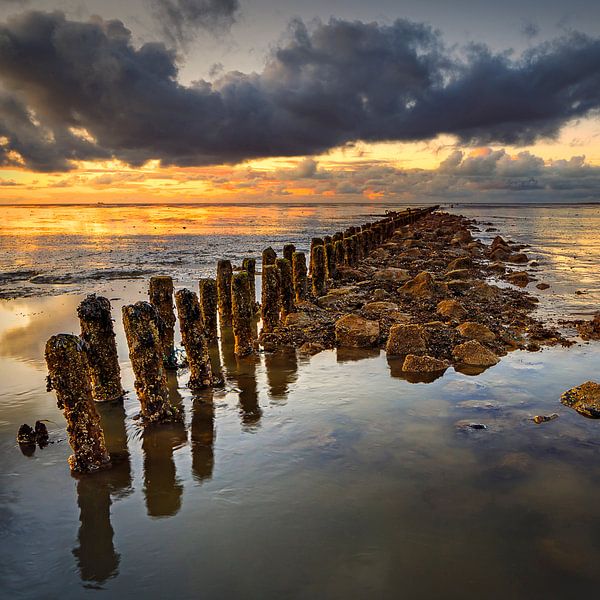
[{"left": 1, "top": 203, "right": 600, "bottom": 599}]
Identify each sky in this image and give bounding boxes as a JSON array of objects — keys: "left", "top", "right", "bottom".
[{"left": 0, "top": 0, "right": 599, "bottom": 204}]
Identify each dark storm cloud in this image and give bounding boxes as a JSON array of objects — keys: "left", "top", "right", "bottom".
[
  {"left": 0, "top": 11, "right": 599, "bottom": 171},
  {"left": 148, "top": 0, "right": 239, "bottom": 46}
]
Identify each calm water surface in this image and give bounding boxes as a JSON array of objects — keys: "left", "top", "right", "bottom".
[{"left": 1, "top": 203, "right": 600, "bottom": 599}]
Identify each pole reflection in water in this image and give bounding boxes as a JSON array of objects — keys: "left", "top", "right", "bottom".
[
  {"left": 191, "top": 389, "right": 215, "bottom": 484},
  {"left": 220, "top": 327, "right": 262, "bottom": 429},
  {"left": 264, "top": 347, "right": 298, "bottom": 402},
  {"left": 142, "top": 373, "right": 187, "bottom": 518},
  {"left": 73, "top": 399, "right": 132, "bottom": 586}
]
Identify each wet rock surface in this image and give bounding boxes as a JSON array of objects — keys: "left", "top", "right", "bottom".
[{"left": 561, "top": 381, "right": 600, "bottom": 418}]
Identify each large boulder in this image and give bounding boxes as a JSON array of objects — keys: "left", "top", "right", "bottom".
[
  {"left": 386, "top": 324, "right": 426, "bottom": 356},
  {"left": 452, "top": 340, "right": 499, "bottom": 367},
  {"left": 561, "top": 381, "right": 600, "bottom": 418},
  {"left": 402, "top": 354, "right": 450, "bottom": 373},
  {"left": 335, "top": 314, "right": 380, "bottom": 348},
  {"left": 399, "top": 271, "right": 446, "bottom": 299},
  {"left": 456, "top": 322, "right": 496, "bottom": 343},
  {"left": 437, "top": 299, "right": 467, "bottom": 321}
]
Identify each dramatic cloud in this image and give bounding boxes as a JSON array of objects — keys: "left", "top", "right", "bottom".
[
  {"left": 0, "top": 11, "right": 599, "bottom": 171},
  {"left": 148, "top": 0, "right": 239, "bottom": 47}
]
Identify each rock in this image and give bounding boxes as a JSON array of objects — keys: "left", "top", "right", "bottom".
[
  {"left": 284, "top": 312, "right": 314, "bottom": 328},
  {"left": 456, "top": 322, "right": 496, "bottom": 343},
  {"left": 386, "top": 324, "right": 427, "bottom": 356},
  {"left": 399, "top": 271, "right": 445, "bottom": 299},
  {"left": 471, "top": 281, "right": 500, "bottom": 300},
  {"left": 490, "top": 235, "right": 510, "bottom": 251},
  {"left": 299, "top": 342, "right": 326, "bottom": 355},
  {"left": 437, "top": 299, "right": 467, "bottom": 321},
  {"left": 452, "top": 340, "right": 500, "bottom": 367},
  {"left": 373, "top": 267, "right": 411, "bottom": 283},
  {"left": 488, "top": 261, "right": 506, "bottom": 274},
  {"left": 450, "top": 230, "right": 472, "bottom": 244},
  {"left": 490, "top": 247, "right": 510, "bottom": 261},
  {"left": 447, "top": 279, "right": 471, "bottom": 293},
  {"left": 317, "top": 290, "right": 363, "bottom": 309},
  {"left": 335, "top": 314, "right": 380, "bottom": 348},
  {"left": 560, "top": 381, "right": 600, "bottom": 418},
  {"left": 532, "top": 413, "right": 559, "bottom": 424},
  {"left": 363, "top": 301, "right": 399, "bottom": 314},
  {"left": 372, "top": 288, "right": 390, "bottom": 301},
  {"left": 446, "top": 257, "right": 472, "bottom": 271},
  {"left": 402, "top": 354, "right": 450, "bottom": 373},
  {"left": 509, "top": 252, "right": 529, "bottom": 263},
  {"left": 455, "top": 420, "right": 488, "bottom": 431},
  {"left": 576, "top": 313, "right": 600, "bottom": 340},
  {"left": 445, "top": 269, "right": 471, "bottom": 280},
  {"left": 506, "top": 271, "right": 530, "bottom": 287},
  {"left": 536, "top": 282, "right": 550, "bottom": 290}
]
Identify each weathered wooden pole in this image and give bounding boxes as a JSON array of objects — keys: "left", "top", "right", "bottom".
[
  {"left": 334, "top": 239, "right": 346, "bottom": 266},
  {"left": 175, "top": 289, "right": 213, "bottom": 389},
  {"left": 261, "top": 264, "right": 280, "bottom": 333},
  {"left": 231, "top": 271, "right": 256, "bottom": 357},
  {"left": 216, "top": 259, "right": 233, "bottom": 327},
  {"left": 311, "top": 244, "right": 327, "bottom": 296},
  {"left": 309, "top": 237, "right": 324, "bottom": 274},
  {"left": 325, "top": 241, "right": 336, "bottom": 279},
  {"left": 276, "top": 257, "right": 295, "bottom": 317},
  {"left": 77, "top": 294, "right": 124, "bottom": 403},
  {"left": 262, "top": 247, "right": 277, "bottom": 267},
  {"left": 343, "top": 236, "right": 355, "bottom": 266},
  {"left": 45, "top": 334, "right": 111, "bottom": 473},
  {"left": 199, "top": 278, "right": 218, "bottom": 343},
  {"left": 283, "top": 243, "right": 296, "bottom": 264},
  {"left": 333, "top": 232, "right": 343, "bottom": 243},
  {"left": 149, "top": 276, "right": 177, "bottom": 369},
  {"left": 292, "top": 251, "right": 308, "bottom": 302},
  {"left": 241, "top": 258, "right": 257, "bottom": 307},
  {"left": 122, "top": 302, "right": 179, "bottom": 424}
]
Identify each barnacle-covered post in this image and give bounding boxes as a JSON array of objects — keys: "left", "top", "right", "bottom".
[
  {"left": 241, "top": 258, "right": 257, "bottom": 308},
  {"left": 309, "top": 237, "right": 324, "bottom": 274},
  {"left": 199, "top": 278, "right": 218, "bottom": 343},
  {"left": 325, "top": 241, "right": 336, "bottom": 279},
  {"left": 175, "top": 289, "right": 213, "bottom": 389},
  {"left": 343, "top": 236, "right": 355, "bottom": 267},
  {"left": 283, "top": 244, "right": 296, "bottom": 264},
  {"left": 262, "top": 247, "right": 277, "bottom": 267},
  {"left": 311, "top": 244, "right": 327, "bottom": 297},
  {"left": 231, "top": 271, "right": 256, "bottom": 357},
  {"left": 149, "top": 276, "right": 177, "bottom": 369},
  {"left": 261, "top": 264, "right": 280, "bottom": 333},
  {"left": 216, "top": 260, "right": 233, "bottom": 327},
  {"left": 276, "top": 257, "right": 295, "bottom": 317},
  {"left": 77, "top": 294, "right": 124, "bottom": 403},
  {"left": 45, "top": 334, "right": 111, "bottom": 473},
  {"left": 292, "top": 251, "right": 307, "bottom": 302},
  {"left": 334, "top": 240, "right": 346, "bottom": 266},
  {"left": 122, "top": 302, "right": 179, "bottom": 424}
]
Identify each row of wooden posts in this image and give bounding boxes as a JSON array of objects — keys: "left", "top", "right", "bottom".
[{"left": 44, "top": 207, "right": 435, "bottom": 473}]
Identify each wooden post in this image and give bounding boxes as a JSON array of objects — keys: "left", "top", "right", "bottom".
[
  {"left": 262, "top": 247, "right": 277, "bottom": 267},
  {"left": 77, "top": 294, "right": 124, "bottom": 402},
  {"left": 276, "top": 257, "right": 295, "bottom": 317},
  {"left": 261, "top": 264, "right": 280, "bottom": 333},
  {"left": 311, "top": 245, "right": 327, "bottom": 296},
  {"left": 122, "top": 302, "right": 180, "bottom": 424},
  {"left": 216, "top": 259, "right": 233, "bottom": 327},
  {"left": 45, "top": 334, "right": 111, "bottom": 473},
  {"left": 292, "top": 251, "right": 308, "bottom": 302},
  {"left": 175, "top": 289, "right": 213, "bottom": 389},
  {"left": 283, "top": 244, "right": 296, "bottom": 264},
  {"left": 149, "top": 276, "right": 177, "bottom": 369},
  {"left": 334, "top": 239, "right": 346, "bottom": 266},
  {"left": 231, "top": 271, "right": 256, "bottom": 357},
  {"left": 199, "top": 278, "right": 218, "bottom": 342},
  {"left": 325, "top": 241, "right": 336, "bottom": 279},
  {"left": 309, "top": 238, "right": 324, "bottom": 274},
  {"left": 241, "top": 258, "right": 257, "bottom": 308}
]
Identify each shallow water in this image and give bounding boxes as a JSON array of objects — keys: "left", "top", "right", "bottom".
[{"left": 1, "top": 203, "right": 600, "bottom": 599}]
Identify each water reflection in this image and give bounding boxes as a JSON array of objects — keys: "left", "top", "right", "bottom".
[
  {"left": 142, "top": 372, "right": 187, "bottom": 518},
  {"left": 191, "top": 390, "right": 215, "bottom": 484},
  {"left": 220, "top": 327, "right": 262, "bottom": 429},
  {"left": 264, "top": 347, "right": 298, "bottom": 402},
  {"left": 386, "top": 356, "right": 447, "bottom": 384}
]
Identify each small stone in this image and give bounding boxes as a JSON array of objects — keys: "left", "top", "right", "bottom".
[
  {"left": 446, "top": 257, "right": 472, "bottom": 271},
  {"left": 402, "top": 354, "right": 450, "bottom": 373},
  {"left": 560, "top": 381, "right": 600, "bottom": 418},
  {"left": 532, "top": 413, "right": 559, "bottom": 424},
  {"left": 335, "top": 314, "right": 380, "bottom": 348},
  {"left": 456, "top": 322, "right": 496, "bottom": 343},
  {"left": 452, "top": 340, "right": 499, "bottom": 367},
  {"left": 437, "top": 299, "right": 467, "bottom": 321},
  {"left": 399, "top": 271, "right": 445, "bottom": 299},
  {"left": 536, "top": 282, "right": 550, "bottom": 290},
  {"left": 506, "top": 271, "right": 530, "bottom": 287},
  {"left": 386, "top": 324, "right": 427, "bottom": 356},
  {"left": 455, "top": 421, "right": 488, "bottom": 431},
  {"left": 508, "top": 252, "right": 529, "bottom": 263},
  {"left": 445, "top": 269, "right": 471, "bottom": 280},
  {"left": 373, "top": 267, "right": 411, "bottom": 283}
]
